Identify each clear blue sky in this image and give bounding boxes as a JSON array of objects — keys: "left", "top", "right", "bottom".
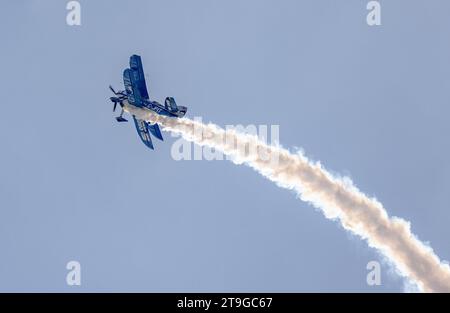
[{"left": 1, "top": 0, "right": 449, "bottom": 291}]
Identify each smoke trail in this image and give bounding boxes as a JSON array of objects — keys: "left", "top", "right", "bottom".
[{"left": 125, "top": 104, "right": 450, "bottom": 292}]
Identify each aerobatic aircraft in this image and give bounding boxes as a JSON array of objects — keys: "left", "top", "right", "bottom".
[{"left": 109, "top": 55, "right": 187, "bottom": 150}]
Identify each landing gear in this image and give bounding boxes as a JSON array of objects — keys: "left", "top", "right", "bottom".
[{"left": 115, "top": 108, "right": 128, "bottom": 122}]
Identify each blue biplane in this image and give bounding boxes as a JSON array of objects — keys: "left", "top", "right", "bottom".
[{"left": 109, "top": 55, "right": 187, "bottom": 150}]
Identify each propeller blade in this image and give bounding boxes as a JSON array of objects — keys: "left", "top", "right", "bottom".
[
  {"left": 109, "top": 85, "right": 117, "bottom": 94},
  {"left": 113, "top": 102, "right": 117, "bottom": 112}
]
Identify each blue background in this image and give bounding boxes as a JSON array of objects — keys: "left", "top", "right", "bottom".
[{"left": 0, "top": 0, "right": 449, "bottom": 291}]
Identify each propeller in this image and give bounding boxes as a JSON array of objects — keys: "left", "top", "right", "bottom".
[
  {"left": 109, "top": 85, "right": 118, "bottom": 95},
  {"left": 109, "top": 85, "right": 127, "bottom": 122},
  {"left": 110, "top": 96, "right": 125, "bottom": 112}
]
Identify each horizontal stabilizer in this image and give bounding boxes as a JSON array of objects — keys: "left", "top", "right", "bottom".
[{"left": 148, "top": 123, "right": 163, "bottom": 141}]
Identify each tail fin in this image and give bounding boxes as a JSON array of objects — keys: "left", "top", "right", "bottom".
[
  {"left": 165, "top": 97, "right": 187, "bottom": 117},
  {"left": 164, "top": 97, "right": 178, "bottom": 112}
]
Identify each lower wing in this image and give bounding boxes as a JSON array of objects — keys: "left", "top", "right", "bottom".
[{"left": 133, "top": 116, "right": 154, "bottom": 150}]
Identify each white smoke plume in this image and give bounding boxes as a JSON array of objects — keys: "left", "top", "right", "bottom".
[{"left": 125, "top": 104, "right": 450, "bottom": 292}]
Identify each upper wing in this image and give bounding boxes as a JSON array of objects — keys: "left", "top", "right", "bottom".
[
  {"left": 123, "top": 68, "right": 138, "bottom": 105},
  {"left": 129, "top": 55, "right": 149, "bottom": 100},
  {"left": 123, "top": 55, "right": 150, "bottom": 106},
  {"left": 133, "top": 116, "right": 154, "bottom": 150}
]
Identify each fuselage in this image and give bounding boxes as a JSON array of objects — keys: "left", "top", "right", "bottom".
[{"left": 121, "top": 98, "right": 184, "bottom": 118}]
